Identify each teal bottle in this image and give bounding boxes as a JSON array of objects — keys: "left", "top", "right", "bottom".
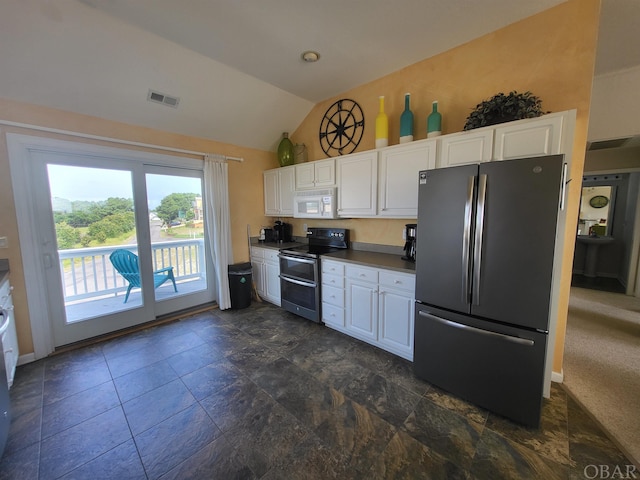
[
  {"left": 427, "top": 101, "right": 442, "bottom": 138},
  {"left": 399, "top": 93, "right": 414, "bottom": 143},
  {"left": 277, "top": 132, "right": 294, "bottom": 167}
]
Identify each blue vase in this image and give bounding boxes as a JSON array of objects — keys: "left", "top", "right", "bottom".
[{"left": 399, "top": 93, "right": 414, "bottom": 143}]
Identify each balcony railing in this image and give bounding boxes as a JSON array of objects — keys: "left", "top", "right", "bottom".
[{"left": 58, "top": 239, "right": 206, "bottom": 304}]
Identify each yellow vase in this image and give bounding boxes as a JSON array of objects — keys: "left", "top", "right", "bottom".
[{"left": 375, "top": 96, "right": 388, "bottom": 148}]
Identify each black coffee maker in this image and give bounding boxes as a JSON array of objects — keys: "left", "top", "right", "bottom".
[
  {"left": 402, "top": 223, "right": 417, "bottom": 262},
  {"left": 273, "top": 220, "right": 293, "bottom": 243}
]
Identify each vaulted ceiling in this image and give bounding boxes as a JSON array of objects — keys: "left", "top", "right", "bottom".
[{"left": 1, "top": 1, "right": 638, "bottom": 152}]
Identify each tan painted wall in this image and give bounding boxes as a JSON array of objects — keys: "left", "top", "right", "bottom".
[
  {"left": 0, "top": 97, "right": 277, "bottom": 355},
  {"left": 288, "top": 0, "right": 602, "bottom": 376}
]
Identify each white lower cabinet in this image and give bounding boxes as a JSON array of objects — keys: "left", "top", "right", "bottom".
[
  {"left": 321, "top": 260, "right": 346, "bottom": 329},
  {"left": 322, "top": 259, "right": 415, "bottom": 361},
  {"left": 346, "top": 265, "right": 379, "bottom": 342},
  {"left": 250, "top": 246, "right": 281, "bottom": 306},
  {"left": 378, "top": 271, "right": 415, "bottom": 360}
]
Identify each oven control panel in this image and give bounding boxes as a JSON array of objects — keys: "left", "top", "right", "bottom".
[{"left": 307, "top": 228, "right": 349, "bottom": 248}]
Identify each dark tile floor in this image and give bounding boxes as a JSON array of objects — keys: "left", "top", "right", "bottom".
[{"left": 0, "top": 302, "right": 634, "bottom": 479}]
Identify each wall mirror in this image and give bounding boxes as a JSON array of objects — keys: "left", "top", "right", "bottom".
[{"left": 578, "top": 184, "right": 616, "bottom": 236}]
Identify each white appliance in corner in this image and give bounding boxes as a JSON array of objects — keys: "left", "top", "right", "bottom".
[{"left": 293, "top": 188, "right": 338, "bottom": 219}]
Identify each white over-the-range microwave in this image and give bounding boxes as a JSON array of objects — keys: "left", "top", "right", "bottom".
[{"left": 293, "top": 188, "right": 338, "bottom": 219}]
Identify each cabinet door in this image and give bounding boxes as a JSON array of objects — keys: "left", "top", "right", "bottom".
[
  {"left": 278, "top": 166, "right": 296, "bottom": 216},
  {"left": 265, "top": 262, "right": 281, "bottom": 306},
  {"left": 251, "top": 258, "right": 266, "bottom": 297},
  {"left": 263, "top": 169, "right": 280, "bottom": 216},
  {"left": 378, "top": 287, "right": 414, "bottom": 361},
  {"left": 314, "top": 158, "right": 336, "bottom": 187},
  {"left": 437, "top": 130, "right": 493, "bottom": 168},
  {"left": 295, "top": 163, "right": 315, "bottom": 189},
  {"left": 346, "top": 278, "right": 377, "bottom": 342},
  {"left": 378, "top": 139, "right": 437, "bottom": 217},
  {"left": 493, "top": 114, "right": 564, "bottom": 160},
  {"left": 337, "top": 151, "right": 378, "bottom": 217}
]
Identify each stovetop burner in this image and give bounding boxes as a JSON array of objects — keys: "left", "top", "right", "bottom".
[{"left": 280, "top": 227, "right": 349, "bottom": 258}]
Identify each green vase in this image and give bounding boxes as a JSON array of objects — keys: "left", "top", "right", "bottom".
[
  {"left": 427, "top": 101, "right": 442, "bottom": 138},
  {"left": 399, "top": 93, "right": 414, "bottom": 143},
  {"left": 277, "top": 132, "right": 294, "bottom": 167}
]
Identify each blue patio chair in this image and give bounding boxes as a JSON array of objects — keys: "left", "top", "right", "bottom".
[{"left": 109, "top": 249, "right": 177, "bottom": 303}]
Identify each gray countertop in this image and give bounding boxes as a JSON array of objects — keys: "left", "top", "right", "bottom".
[
  {"left": 322, "top": 249, "right": 416, "bottom": 273},
  {"left": 250, "top": 239, "right": 415, "bottom": 273},
  {"left": 251, "top": 241, "right": 305, "bottom": 251}
]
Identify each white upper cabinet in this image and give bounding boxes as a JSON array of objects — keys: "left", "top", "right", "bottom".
[
  {"left": 493, "top": 112, "right": 565, "bottom": 160},
  {"left": 378, "top": 139, "right": 437, "bottom": 218},
  {"left": 437, "top": 129, "right": 494, "bottom": 168},
  {"left": 266, "top": 110, "right": 576, "bottom": 219},
  {"left": 264, "top": 165, "right": 295, "bottom": 216},
  {"left": 337, "top": 151, "right": 378, "bottom": 217},
  {"left": 295, "top": 158, "right": 335, "bottom": 189}
]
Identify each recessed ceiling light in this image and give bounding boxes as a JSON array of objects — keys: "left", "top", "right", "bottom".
[{"left": 301, "top": 51, "right": 320, "bottom": 63}]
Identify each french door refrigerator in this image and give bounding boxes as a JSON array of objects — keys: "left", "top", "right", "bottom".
[{"left": 414, "top": 154, "right": 565, "bottom": 427}]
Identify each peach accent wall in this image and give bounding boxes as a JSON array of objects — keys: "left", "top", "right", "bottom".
[
  {"left": 288, "top": 0, "right": 601, "bottom": 376},
  {"left": 0, "top": 97, "right": 277, "bottom": 355}
]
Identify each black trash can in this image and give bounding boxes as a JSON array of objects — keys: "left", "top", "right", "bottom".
[{"left": 228, "top": 262, "right": 253, "bottom": 309}]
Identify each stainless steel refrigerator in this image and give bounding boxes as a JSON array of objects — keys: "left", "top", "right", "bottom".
[{"left": 413, "top": 154, "right": 565, "bottom": 427}]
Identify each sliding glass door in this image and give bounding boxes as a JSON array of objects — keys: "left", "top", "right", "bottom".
[{"left": 30, "top": 151, "right": 214, "bottom": 347}]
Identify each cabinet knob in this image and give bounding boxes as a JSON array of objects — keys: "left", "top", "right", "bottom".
[{"left": 394, "top": 280, "right": 401, "bottom": 284}]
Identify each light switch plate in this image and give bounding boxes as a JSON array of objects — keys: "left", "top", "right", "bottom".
[{"left": 0, "top": 237, "right": 7, "bottom": 248}]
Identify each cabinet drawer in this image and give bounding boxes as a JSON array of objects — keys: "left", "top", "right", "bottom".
[
  {"left": 345, "top": 265, "right": 378, "bottom": 283},
  {"left": 322, "top": 302, "right": 344, "bottom": 327},
  {"left": 322, "top": 260, "right": 344, "bottom": 276},
  {"left": 379, "top": 271, "right": 415, "bottom": 292},
  {"left": 250, "top": 247, "right": 265, "bottom": 260},
  {"left": 322, "top": 284, "right": 344, "bottom": 308},
  {"left": 322, "top": 272, "right": 344, "bottom": 289},
  {"left": 264, "top": 249, "right": 280, "bottom": 263}
]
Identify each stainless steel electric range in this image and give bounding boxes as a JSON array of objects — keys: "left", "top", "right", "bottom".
[{"left": 278, "top": 228, "right": 349, "bottom": 323}]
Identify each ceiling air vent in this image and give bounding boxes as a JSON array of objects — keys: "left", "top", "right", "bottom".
[{"left": 147, "top": 89, "right": 180, "bottom": 108}]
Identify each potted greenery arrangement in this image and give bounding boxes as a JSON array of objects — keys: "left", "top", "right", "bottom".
[{"left": 463, "top": 91, "right": 548, "bottom": 131}]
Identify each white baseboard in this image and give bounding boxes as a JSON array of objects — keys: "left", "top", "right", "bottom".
[
  {"left": 551, "top": 369, "right": 564, "bottom": 383},
  {"left": 18, "top": 352, "right": 36, "bottom": 366}
]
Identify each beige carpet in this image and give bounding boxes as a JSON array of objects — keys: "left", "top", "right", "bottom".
[{"left": 564, "top": 287, "right": 640, "bottom": 466}]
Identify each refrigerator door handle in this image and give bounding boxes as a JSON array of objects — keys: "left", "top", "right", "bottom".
[
  {"left": 418, "top": 310, "right": 535, "bottom": 346},
  {"left": 462, "top": 175, "right": 475, "bottom": 303},
  {"left": 560, "top": 162, "right": 568, "bottom": 211},
  {"left": 472, "top": 174, "right": 487, "bottom": 304}
]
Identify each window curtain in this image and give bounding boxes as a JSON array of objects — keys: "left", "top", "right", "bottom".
[{"left": 204, "top": 154, "right": 233, "bottom": 309}]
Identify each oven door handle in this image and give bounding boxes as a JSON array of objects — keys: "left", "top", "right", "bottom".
[
  {"left": 278, "top": 254, "right": 316, "bottom": 265},
  {"left": 279, "top": 275, "right": 316, "bottom": 288}
]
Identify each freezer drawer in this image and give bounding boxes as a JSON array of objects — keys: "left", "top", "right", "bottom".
[{"left": 414, "top": 304, "right": 547, "bottom": 427}]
